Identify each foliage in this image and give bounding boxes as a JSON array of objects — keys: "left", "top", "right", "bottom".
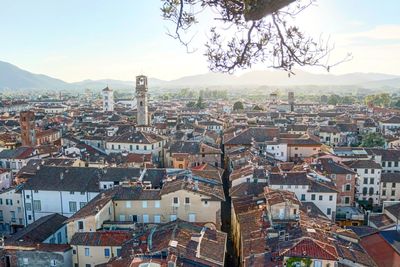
[
  {"left": 364, "top": 93, "right": 391, "bottom": 108},
  {"left": 253, "top": 105, "right": 263, "bottom": 110},
  {"left": 360, "top": 132, "right": 385, "bottom": 148},
  {"left": 233, "top": 101, "right": 244, "bottom": 111},
  {"left": 327, "top": 94, "right": 356, "bottom": 105},
  {"left": 196, "top": 95, "right": 206, "bottom": 109},
  {"left": 186, "top": 101, "right": 196, "bottom": 108},
  {"left": 286, "top": 257, "right": 312, "bottom": 267},
  {"left": 161, "top": 0, "right": 350, "bottom": 74}
]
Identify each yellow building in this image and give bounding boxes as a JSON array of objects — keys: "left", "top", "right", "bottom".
[{"left": 70, "top": 231, "right": 131, "bottom": 267}]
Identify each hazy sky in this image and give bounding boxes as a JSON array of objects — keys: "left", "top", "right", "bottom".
[{"left": 0, "top": 0, "right": 399, "bottom": 82}]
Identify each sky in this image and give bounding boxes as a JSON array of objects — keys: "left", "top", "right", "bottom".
[{"left": 0, "top": 0, "right": 399, "bottom": 82}]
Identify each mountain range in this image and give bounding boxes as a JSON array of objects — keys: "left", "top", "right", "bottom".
[{"left": 0, "top": 60, "right": 399, "bottom": 91}]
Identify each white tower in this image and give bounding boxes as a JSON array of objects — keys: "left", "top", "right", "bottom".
[
  {"left": 136, "top": 75, "right": 148, "bottom": 126},
  {"left": 102, "top": 86, "right": 114, "bottom": 112}
]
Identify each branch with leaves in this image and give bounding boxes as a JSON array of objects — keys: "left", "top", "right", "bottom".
[{"left": 161, "top": 0, "right": 352, "bottom": 74}]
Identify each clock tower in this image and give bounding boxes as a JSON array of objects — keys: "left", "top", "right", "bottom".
[{"left": 136, "top": 75, "right": 149, "bottom": 126}]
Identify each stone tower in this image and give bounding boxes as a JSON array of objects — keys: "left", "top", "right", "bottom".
[
  {"left": 102, "top": 86, "right": 114, "bottom": 112},
  {"left": 20, "top": 111, "right": 36, "bottom": 146},
  {"left": 288, "top": 91, "right": 294, "bottom": 112},
  {"left": 136, "top": 75, "right": 148, "bottom": 126}
]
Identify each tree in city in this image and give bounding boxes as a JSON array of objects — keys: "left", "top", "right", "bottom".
[
  {"left": 364, "top": 93, "right": 391, "bottom": 108},
  {"left": 360, "top": 132, "right": 385, "bottom": 148},
  {"left": 253, "top": 105, "right": 263, "bottom": 110},
  {"left": 196, "top": 95, "right": 206, "bottom": 109},
  {"left": 233, "top": 101, "right": 244, "bottom": 110},
  {"left": 161, "top": 0, "right": 351, "bottom": 74}
]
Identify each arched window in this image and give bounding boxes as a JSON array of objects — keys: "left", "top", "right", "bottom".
[
  {"left": 369, "top": 187, "right": 374, "bottom": 196},
  {"left": 362, "top": 187, "right": 368, "bottom": 196}
]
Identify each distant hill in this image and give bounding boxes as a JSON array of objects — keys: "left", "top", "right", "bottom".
[
  {"left": 0, "top": 60, "right": 399, "bottom": 91},
  {"left": 0, "top": 61, "right": 69, "bottom": 90}
]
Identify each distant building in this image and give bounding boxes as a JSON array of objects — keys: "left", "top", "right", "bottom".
[
  {"left": 288, "top": 91, "right": 294, "bottom": 111},
  {"left": 102, "top": 86, "right": 114, "bottom": 112},
  {"left": 20, "top": 111, "right": 36, "bottom": 146}
]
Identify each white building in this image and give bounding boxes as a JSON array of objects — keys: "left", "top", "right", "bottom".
[
  {"left": 21, "top": 167, "right": 100, "bottom": 225},
  {"left": 0, "top": 187, "right": 24, "bottom": 234},
  {"left": 345, "top": 159, "right": 382, "bottom": 205},
  {"left": 105, "top": 130, "right": 165, "bottom": 163},
  {"left": 102, "top": 86, "right": 114, "bottom": 112},
  {"left": 269, "top": 172, "right": 338, "bottom": 219}
]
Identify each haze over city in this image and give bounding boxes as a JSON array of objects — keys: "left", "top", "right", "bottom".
[{"left": 1, "top": 1, "right": 400, "bottom": 267}]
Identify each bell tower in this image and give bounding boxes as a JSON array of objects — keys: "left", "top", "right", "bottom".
[{"left": 136, "top": 75, "right": 148, "bottom": 126}]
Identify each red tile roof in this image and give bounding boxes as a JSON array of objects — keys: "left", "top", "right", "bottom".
[{"left": 281, "top": 238, "right": 338, "bottom": 261}]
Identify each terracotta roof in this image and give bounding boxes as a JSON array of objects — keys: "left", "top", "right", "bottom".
[{"left": 70, "top": 231, "right": 131, "bottom": 246}]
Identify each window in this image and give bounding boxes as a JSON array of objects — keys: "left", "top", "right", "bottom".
[
  {"left": 57, "top": 232, "right": 62, "bottom": 243},
  {"left": 80, "top": 202, "right": 86, "bottom": 209},
  {"left": 388, "top": 162, "right": 392, "bottom": 167},
  {"left": 331, "top": 174, "right": 336, "bottom": 179},
  {"left": 370, "top": 178, "right": 374, "bottom": 184},
  {"left": 136, "top": 145, "right": 139, "bottom": 150},
  {"left": 301, "top": 194, "right": 306, "bottom": 201},
  {"left": 25, "top": 203, "right": 32, "bottom": 211},
  {"left": 85, "top": 264, "right": 91, "bottom": 267},
  {"left": 33, "top": 200, "right": 41, "bottom": 211},
  {"left": 144, "top": 145, "right": 147, "bottom": 151},
  {"left": 80, "top": 192, "right": 85, "bottom": 195},
  {"left": 346, "top": 174, "right": 352, "bottom": 180},
  {"left": 395, "top": 162, "right": 399, "bottom": 167},
  {"left": 364, "top": 169, "right": 368, "bottom": 174},
  {"left": 142, "top": 201, "right": 148, "bottom": 208},
  {"left": 311, "top": 194, "right": 316, "bottom": 201},
  {"left": 0, "top": 198, "right": 2, "bottom": 205},
  {"left": 327, "top": 208, "right": 331, "bottom": 215},
  {"left": 189, "top": 213, "right": 196, "bottom": 222},
  {"left": 155, "top": 201, "right": 160, "bottom": 208},
  {"left": 185, "top": 197, "right": 190, "bottom": 205},
  {"left": 173, "top": 197, "right": 179, "bottom": 206},
  {"left": 126, "top": 201, "right": 131, "bottom": 208},
  {"left": 170, "top": 214, "right": 177, "bottom": 221},
  {"left": 85, "top": 248, "right": 90, "bottom": 256},
  {"left": 78, "top": 221, "right": 84, "bottom": 230},
  {"left": 69, "top": 202, "right": 77, "bottom": 213},
  {"left": 116, "top": 249, "right": 121, "bottom": 257},
  {"left": 362, "top": 187, "right": 368, "bottom": 196},
  {"left": 73, "top": 249, "right": 76, "bottom": 255},
  {"left": 393, "top": 183, "right": 396, "bottom": 188},
  {"left": 363, "top": 178, "right": 368, "bottom": 184},
  {"left": 383, "top": 190, "right": 386, "bottom": 196},
  {"left": 392, "top": 190, "right": 396, "bottom": 196},
  {"left": 345, "top": 184, "right": 351, "bottom": 191},
  {"left": 382, "top": 162, "right": 386, "bottom": 167},
  {"left": 319, "top": 195, "right": 323, "bottom": 201},
  {"left": 329, "top": 195, "right": 333, "bottom": 201},
  {"left": 344, "top": 197, "right": 350, "bottom": 204},
  {"left": 143, "top": 214, "right": 149, "bottom": 223},
  {"left": 383, "top": 182, "right": 387, "bottom": 188},
  {"left": 371, "top": 169, "right": 375, "bottom": 174},
  {"left": 154, "top": 215, "right": 161, "bottom": 223},
  {"left": 369, "top": 187, "right": 374, "bottom": 196},
  {"left": 70, "top": 191, "right": 74, "bottom": 195},
  {"left": 203, "top": 200, "right": 209, "bottom": 206},
  {"left": 23, "top": 258, "right": 28, "bottom": 265},
  {"left": 104, "top": 248, "right": 110, "bottom": 257}
]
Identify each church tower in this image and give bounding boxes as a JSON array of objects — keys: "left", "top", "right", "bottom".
[
  {"left": 136, "top": 75, "right": 148, "bottom": 126},
  {"left": 102, "top": 86, "right": 114, "bottom": 112}
]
